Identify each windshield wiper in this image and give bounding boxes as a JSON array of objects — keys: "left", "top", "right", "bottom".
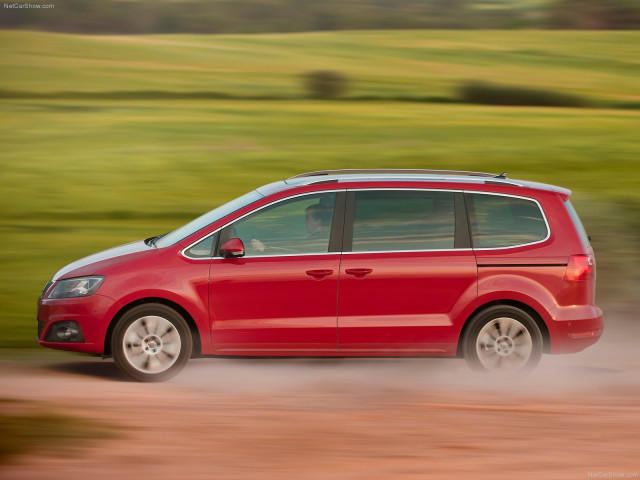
[{"left": 144, "top": 234, "right": 165, "bottom": 247}]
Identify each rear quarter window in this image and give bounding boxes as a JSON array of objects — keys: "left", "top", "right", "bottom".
[{"left": 466, "top": 193, "right": 548, "bottom": 249}]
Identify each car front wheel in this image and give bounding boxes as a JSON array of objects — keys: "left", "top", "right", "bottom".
[
  {"left": 112, "top": 304, "right": 192, "bottom": 382},
  {"left": 463, "top": 305, "right": 543, "bottom": 373}
]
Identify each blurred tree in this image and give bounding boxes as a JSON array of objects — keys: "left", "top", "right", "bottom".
[
  {"left": 0, "top": 0, "right": 637, "bottom": 33},
  {"left": 546, "top": 0, "right": 640, "bottom": 29},
  {"left": 304, "top": 70, "right": 349, "bottom": 99}
]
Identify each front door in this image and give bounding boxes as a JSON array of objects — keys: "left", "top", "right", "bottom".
[{"left": 209, "top": 191, "right": 345, "bottom": 353}]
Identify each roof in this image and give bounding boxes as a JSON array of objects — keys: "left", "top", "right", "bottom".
[{"left": 258, "top": 169, "right": 571, "bottom": 199}]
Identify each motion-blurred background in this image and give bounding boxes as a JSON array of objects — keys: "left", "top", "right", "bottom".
[{"left": 1, "top": 0, "right": 638, "bottom": 351}]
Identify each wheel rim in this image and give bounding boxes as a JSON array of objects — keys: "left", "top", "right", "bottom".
[
  {"left": 475, "top": 317, "right": 533, "bottom": 372},
  {"left": 122, "top": 315, "right": 182, "bottom": 374}
]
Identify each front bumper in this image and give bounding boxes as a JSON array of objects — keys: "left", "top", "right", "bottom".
[{"left": 37, "top": 293, "right": 118, "bottom": 354}]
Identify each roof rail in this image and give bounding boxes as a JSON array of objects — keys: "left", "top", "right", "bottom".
[{"left": 289, "top": 169, "right": 501, "bottom": 179}]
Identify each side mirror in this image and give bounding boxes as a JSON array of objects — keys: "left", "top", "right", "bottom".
[{"left": 220, "top": 238, "right": 245, "bottom": 258}]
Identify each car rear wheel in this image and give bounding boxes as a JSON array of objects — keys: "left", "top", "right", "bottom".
[
  {"left": 112, "top": 304, "right": 192, "bottom": 382},
  {"left": 463, "top": 305, "right": 543, "bottom": 373}
]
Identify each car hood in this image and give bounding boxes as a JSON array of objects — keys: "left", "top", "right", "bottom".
[{"left": 52, "top": 240, "right": 155, "bottom": 281}]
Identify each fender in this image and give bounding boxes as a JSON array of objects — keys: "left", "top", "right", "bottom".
[
  {"left": 477, "top": 272, "right": 557, "bottom": 322},
  {"left": 102, "top": 289, "right": 212, "bottom": 355}
]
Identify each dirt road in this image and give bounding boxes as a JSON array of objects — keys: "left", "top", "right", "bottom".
[{"left": 1, "top": 317, "right": 639, "bottom": 480}]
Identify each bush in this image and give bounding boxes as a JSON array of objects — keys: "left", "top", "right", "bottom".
[
  {"left": 546, "top": 0, "right": 640, "bottom": 29},
  {"left": 458, "top": 81, "right": 590, "bottom": 108},
  {"left": 304, "top": 70, "right": 348, "bottom": 99}
]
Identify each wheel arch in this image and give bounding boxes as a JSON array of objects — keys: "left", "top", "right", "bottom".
[
  {"left": 456, "top": 299, "right": 551, "bottom": 357},
  {"left": 104, "top": 297, "right": 202, "bottom": 358}
]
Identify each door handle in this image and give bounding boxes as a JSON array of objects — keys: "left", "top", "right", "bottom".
[
  {"left": 306, "top": 269, "right": 334, "bottom": 280},
  {"left": 345, "top": 268, "right": 373, "bottom": 278}
]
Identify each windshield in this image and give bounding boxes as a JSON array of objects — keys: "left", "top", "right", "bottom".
[{"left": 155, "top": 190, "right": 264, "bottom": 248}]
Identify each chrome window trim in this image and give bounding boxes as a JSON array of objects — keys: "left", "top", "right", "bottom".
[
  {"left": 343, "top": 249, "right": 473, "bottom": 255},
  {"left": 349, "top": 188, "right": 462, "bottom": 193},
  {"left": 181, "top": 189, "right": 345, "bottom": 260},
  {"left": 181, "top": 187, "right": 550, "bottom": 260},
  {"left": 215, "top": 252, "right": 341, "bottom": 260}
]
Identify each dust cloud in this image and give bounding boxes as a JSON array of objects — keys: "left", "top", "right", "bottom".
[{"left": 1, "top": 313, "right": 638, "bottom": 480}]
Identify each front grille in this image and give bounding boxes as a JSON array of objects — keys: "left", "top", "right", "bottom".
[{"left": 37, "top": 320, "right": 44, "bottom": 339}]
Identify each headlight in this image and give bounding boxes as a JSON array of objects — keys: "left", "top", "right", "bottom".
[{"left": 47, "top": 276, "right": 104, "bottom": 299}]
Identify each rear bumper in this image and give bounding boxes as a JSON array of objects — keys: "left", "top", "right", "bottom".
[{"left": 548, "top": 305, "right": 603, "bottom": 354}]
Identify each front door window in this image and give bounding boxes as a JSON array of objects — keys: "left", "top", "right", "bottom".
[{"left": 225, "top": 192, "right": 337, "bottom": 256}]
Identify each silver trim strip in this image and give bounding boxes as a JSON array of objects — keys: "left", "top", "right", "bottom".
[
  {"left": 344, "top": 249, "right": 473, "bottom": 255},
  {"left": 215, "top": 252, "right": 340, "bottom": 259},
  {"left": 181, "top": 188, "right": 550, "bottom": 260},
  {"left": 348, "top": 187, "right": 462, "bottom": 193}
]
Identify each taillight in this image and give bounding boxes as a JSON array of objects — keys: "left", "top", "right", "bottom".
[{"left": 564, "top": 254, "right": 594, "bottom": 281}]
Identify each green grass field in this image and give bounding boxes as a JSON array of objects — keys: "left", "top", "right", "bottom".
[
  {"left": 1, "top": 30, "right": 639, "bottom": 102},
  {"left": 1, "top": 30, "right": 639, "bottom": 350}
]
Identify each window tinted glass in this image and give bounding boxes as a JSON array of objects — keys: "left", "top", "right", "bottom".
[
  {"left": 352, "top": 191, "right": 455, "bottom": 252},
  {"left": 467, "top": 193, "right": 547, "bottom": 248},
  {"left": 184, "top": 232, "right": 218, "bottom": 258},
  {"left": 227, "top": 192, "right": 336, "bottom": 256}
]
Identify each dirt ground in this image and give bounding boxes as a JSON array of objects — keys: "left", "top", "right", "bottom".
[{"left": 1, "top": 315, "right": 639, "bottom": 480}]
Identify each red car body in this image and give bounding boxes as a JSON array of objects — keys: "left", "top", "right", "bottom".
[{"left": 37, "top": 170, "right": 603, "bottom": 380}]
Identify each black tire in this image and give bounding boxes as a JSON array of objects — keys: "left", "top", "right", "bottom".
[
  {"left": 462, "top": 305, "right": 543, "bottom": 373},
  {"left": 112, "top": 304, "right": 192, "bottom": 382}
]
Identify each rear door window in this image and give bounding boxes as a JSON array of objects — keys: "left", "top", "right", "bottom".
[
  {"left": 351, "top": 190, "right": 456, "bottom": 252},
  {"left": 466, "top": 193, "right": 548, "bottom": 248}
]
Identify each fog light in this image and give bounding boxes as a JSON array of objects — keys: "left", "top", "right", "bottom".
[
  {"left": 57, "top": 327, "right": 74, "bottom": 340},
  {"left": 45, "top": 321, "right": 85, "bottom": 343}
]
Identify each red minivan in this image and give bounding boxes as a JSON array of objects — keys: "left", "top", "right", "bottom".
[{"left": 37, "top": 170, "right": 603, "bottom": 381}]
